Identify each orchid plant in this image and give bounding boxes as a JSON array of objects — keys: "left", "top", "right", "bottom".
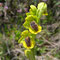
[{"left": 18, "top": 2, "right": 48, "bottom": 60}]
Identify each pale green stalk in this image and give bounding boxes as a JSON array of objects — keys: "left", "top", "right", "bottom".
[{"left": 25, "top": 49, "right": 35, "bottom": 60}]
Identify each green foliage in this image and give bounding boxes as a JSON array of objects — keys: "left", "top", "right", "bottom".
[
  {"left": 14, "top": 30, "right": 21, "bottom": 40},
  {"left": 35, "top": 39, "right": 46, "bottom": 55},
  {"left": 53, "top": 51, "right": 60, "bottom": 59}
]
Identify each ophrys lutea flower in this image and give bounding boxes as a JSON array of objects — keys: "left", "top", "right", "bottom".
[
  {"left": 23, "top": 15, "right": 42, "bottom": 34},
  {"left": 18, "top": 30, "right": 35, "bottom": 49},
  {"left": 23, "top": 36, "right": 35, "bottom": 49}
]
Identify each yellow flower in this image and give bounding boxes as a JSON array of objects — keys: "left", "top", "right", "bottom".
[
  {"left": 23, "top": 15, "right": 42, "bottom": 34},
  {"left": 23, "top": 38, "right": 35, "bottom": 49},
  {"left": 18, "top": 30, "right": 35, "bottom": 49}
]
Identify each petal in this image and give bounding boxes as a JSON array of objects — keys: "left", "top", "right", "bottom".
[
  {"left": 18, "top": 36, "right": 24, "bottom": 43},
  {"left": 43, "top": 12, "right": 48, "bottom": 15}
]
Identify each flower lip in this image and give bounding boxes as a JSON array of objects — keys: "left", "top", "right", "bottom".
[
  {"left": 25, "top": 37, "right": 31, "bottom": 47},
  {"left": 30, "top": 21, "right": 38, "bottom": 31},
  {"left": 23, "top": 38, "right": 35, "bottom": 49},
  {"left": 29, "top": 25, "right": 42, "bottom": 34}
]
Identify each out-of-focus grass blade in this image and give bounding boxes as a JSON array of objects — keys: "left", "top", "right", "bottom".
[{"left": 55, "top": 2, "right": 60, "bottom": 6}]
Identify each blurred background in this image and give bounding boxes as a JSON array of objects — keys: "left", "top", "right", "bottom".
[{"left": 0, "top": 0, "right": 60, "bottom": 60}]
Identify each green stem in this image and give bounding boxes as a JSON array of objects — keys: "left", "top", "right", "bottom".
[{"left": 26, "top": 49, "right": 35, "bottom": 60}]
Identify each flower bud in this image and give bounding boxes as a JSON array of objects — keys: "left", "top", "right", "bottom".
[
  {"left": 37, "top": 2, "right": 47, "bottom": 18},
  {"left": 30, "top": 5, "right": 37, "bottom": 12},
  {"left": 25, "top": 49, "right": 31, "bottom": 57},
  {"left": 37, "top": 2, "right": 47, "bottom": 11}
]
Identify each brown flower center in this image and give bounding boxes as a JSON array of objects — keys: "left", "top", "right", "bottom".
[
  {"left": 30, "top": 21, "right": 38, "bottom": 31},
  {"left": 25, "top": 37, "right": 31, "bottom": 47}
]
